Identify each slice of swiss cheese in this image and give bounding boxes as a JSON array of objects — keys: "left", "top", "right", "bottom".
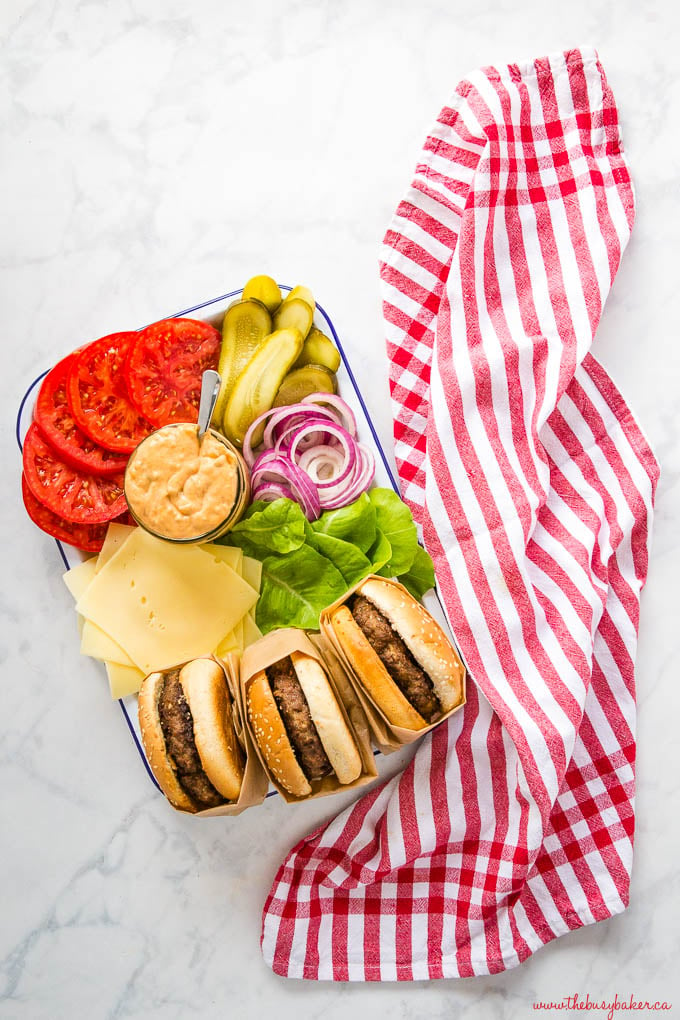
[
  {"left": 63, "top": 557, "right": 97, "bottom": 600},
  {"left": 242, "top": 556, "right": 262, "bottom": 594},
  {"left": 203, "top": 543, "right": 243, "bottom": 574},
  {"left": 80, "top": 619, "right": 135, "bottom": 667},
  {"left": 243, "top": 612, "right": 262, "bottom": 648},
  {"left": 105, "top": 661, "right": 145, "bottom": 699},
  {"left": 96, "top": 523, "right": 135, "bottom": 572},
  {"left": 215, "top": 626, "right": 243, "bottom": 657},
  {"left": 76, "top": 529, "right": 258, "bottom": 674}
]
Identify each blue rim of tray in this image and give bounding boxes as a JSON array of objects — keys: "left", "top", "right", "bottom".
[{"left": 16, "top": 287, "right": 400, "bottom": 798}]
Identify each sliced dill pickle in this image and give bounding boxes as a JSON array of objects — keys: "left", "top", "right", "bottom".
[
  {"left": 273, "top": 365, "right": 337, "bottom": 407},
  {"left": 285, "top": 285, "right": 315, "bottom": 311},
  {"left": 242, "top": 275, "right": 282, "bottom": 313},
  {"left": 293, "top": 327, "right": 341, "bottom": 374},
  {"left": 222, "top": 327, "right": 304, "bottom": 446},
  {"left": 214, "top": 299, "right": 272, "bottom": 426},
  {"left": 272, "top": 297, "right": 314, "bottom": 338}
]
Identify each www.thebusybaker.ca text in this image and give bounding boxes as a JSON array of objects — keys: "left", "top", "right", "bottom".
[{"left": 532, "top": 993, "right": 672, "bottom": 1020}]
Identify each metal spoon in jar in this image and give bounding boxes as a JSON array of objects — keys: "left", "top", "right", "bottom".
[{"left": 197, "top": 370, "right": 222, "bottom": 441}]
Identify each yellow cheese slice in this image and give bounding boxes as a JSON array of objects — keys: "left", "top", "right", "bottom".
[
  {"left": 242, "top": 556, "right": 262, "bottom": 594},
  {"left": 243, "top": 612, "right": 263, "bottom": 648},
  {"left": 63, "top": 557, "right": 98, "bottom": 601},
  {"left": 106, "top": 661, "right": 145, "bottom": 699},
  {"left": 215, "top": 626, "right": 242, "bottom": 657},
  {"left": 202, "top": 542, "right": 243, "bottom": 574},
  {"left": 96, "top": 523, "right": 135, "bottom": 573},
  {"left": 76, "top": 529, "right": 258, "bottom": 674},
  {"left": 80, "top": 620, "right": 134, "bottom": 667}
]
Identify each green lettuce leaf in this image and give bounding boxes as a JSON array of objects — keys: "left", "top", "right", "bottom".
[
  {"left": 311, "top": 492, "right": 376, "bottom": 552},
  {"left": 241, "top": 500, "right": 268, "bottom": 519},
  {"left": 366, "top": 529, "right": 392, "bottom": 573},
  {"left": 306, "top": 529, "right": 373, "bottom": 587},
  {"left": 397, "top": 545, "right": 436, "bottom": 599},
  {"left": 227, "top": 498, "right": 306, "bottom": 555},
  {"left": 368, "top": 487, "right": 418, "bottom": 575},
  {"left": 255, "top": 546, "right": 347, "bottom": 633}
]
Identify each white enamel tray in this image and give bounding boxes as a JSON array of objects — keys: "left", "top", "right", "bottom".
[{"left": 17, "top": 287, "right": 455, "bottom": 799}]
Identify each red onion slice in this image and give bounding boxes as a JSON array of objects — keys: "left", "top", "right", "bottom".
[
  {"left": 252, "top": 481, "right": 294, "bottom": 503},
  {"left": 243, "top": 394, "right": 371, "bottom": 520},
  {"left": 301, "top": 393, "right": 357, "bottom": 436}
]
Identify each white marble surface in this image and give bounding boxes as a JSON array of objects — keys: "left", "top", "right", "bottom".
[{"left": 2, "top": 1, "right": 679, "bottom": 1016}]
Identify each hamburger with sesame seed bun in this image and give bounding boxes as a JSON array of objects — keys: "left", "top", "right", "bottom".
[
  {"left": 327, "top": 577, "right": 465, "bottom": 731},
  {"left": 245, "top": 650, "right": 363, "bottom": 798},
  {"left": 138, "top": 658, "right": 245, "bottom": 813}
]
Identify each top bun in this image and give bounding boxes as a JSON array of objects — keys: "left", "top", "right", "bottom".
[
  {"left": 290, "top": 652, "right": 362, "bottom": 786},
  {"left": 179, "top": 659, "right": 244, "bottom": 802}
]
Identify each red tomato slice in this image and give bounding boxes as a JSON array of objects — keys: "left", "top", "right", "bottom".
[
  {"left": 125, "top": 318, "right": 221, "bottom": 428},
  {"left": 33, "top": 353, "right": 129, "bottom": 475},
  {"left": 68, "top": 332, "right": 153, "bottom": 453},
  {"left": 22, "top": 475, "right": 112, "bottom": 552},
  {"left": 23, "top": 423, "right": 127, "bottom": 524}
]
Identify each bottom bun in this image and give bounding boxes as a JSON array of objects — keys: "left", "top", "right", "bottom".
[
  {"left": 247, "top": 671, "right": 312, "bottom": 798},
  {"left": 138, "top": 671, "right": 200, "bottom": 812},
  {"left": 329, "top": 606, "right": 429, "bottom": 730}
]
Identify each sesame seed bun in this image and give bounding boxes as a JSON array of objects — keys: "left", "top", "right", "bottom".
[
  {"left": 245, "top": 653, "right": 363, "bottom": 797},
  {"left": 246, "top": 669, "right": 312, "bottom": 798},
  {"left": 328, "top": 606, "right": 429, "bottom": 730},
  {"left": 358, "top": 578, "right": 464, "bottom": 713},
  {"left": 328, "top": 577, "right": 465, "bottom": 730}
]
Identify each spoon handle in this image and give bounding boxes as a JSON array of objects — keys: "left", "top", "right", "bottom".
[{"left": 197, "top": 370, "right": 222, "bottom": 438}]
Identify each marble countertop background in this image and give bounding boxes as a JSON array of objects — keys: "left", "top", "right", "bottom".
[{"left": 2, "top": 1, "right": 678, "bottom": 1017}]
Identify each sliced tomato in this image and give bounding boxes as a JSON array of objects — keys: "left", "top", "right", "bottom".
[
  {"left": 33, "top": 353, "right": 129, "bottom": 475},
  {"left": 23, "top": 423, "right": 127, "bottom": 524},
  {"left": 125, "top": 318, "right": 221, "bottom": 428},
  {"left": 22, "top": 475, "right": 111, "bottom": 552},
  {"left": 67, "top": 332, "right": 153, "bottom": 453}
]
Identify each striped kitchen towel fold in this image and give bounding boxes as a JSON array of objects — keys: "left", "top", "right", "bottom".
[{"left": 261, "top": 47, "right": 659, "bottom": 980}]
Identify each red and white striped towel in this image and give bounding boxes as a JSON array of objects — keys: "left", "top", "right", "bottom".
[{"left": 261, "top": 47, "right": 659, "bottom": 980}]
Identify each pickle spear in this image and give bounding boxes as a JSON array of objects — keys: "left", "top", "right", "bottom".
[
  {"left": 214, "top": 299, "right": 272, "bottom": 426},
  {"left": 285, "top": 285, "right": 315, "bottom": 311},
  {"left": 293, "top": 326, "right": 341, "bottom": 374},
  {"left": 273, "top": 365, "right": 337, "bottom": 407},
  {"left": 273, "top": 297, "right": 313, "bottom": 338},
  {"left": 242, "top": 275, "right": 282, "bottom": 313},
  {"left": 222, "top": 327, "right": 304, "bottom": 446}
]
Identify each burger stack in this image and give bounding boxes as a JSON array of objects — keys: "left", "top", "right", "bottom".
[
  {"left": 323, "top": 576, "right": 466, "bottom": 752},
  {"left": 137, "top": 575, "right": 466, "bottom": 814}
]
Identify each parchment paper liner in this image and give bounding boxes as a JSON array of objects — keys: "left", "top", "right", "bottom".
[
  {"left": 320, "top": 575, "right": 466, "bottom": 753},
  {"left": 239, "top": 628, "right": 377, "bottom": 804},
  {"left": 143, "top": 653, "right": 269, "bottom": 817}
]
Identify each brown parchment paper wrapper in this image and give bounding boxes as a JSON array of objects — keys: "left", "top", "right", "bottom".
[
  {"left": 140, "top": 653, "right": 269, "bottom": 817},
  {"left": 239, "top": 628, "right": 377, "bottom": 804},
  {"left": 320, "top": 575, "right": 466, "bottom": 753}
]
